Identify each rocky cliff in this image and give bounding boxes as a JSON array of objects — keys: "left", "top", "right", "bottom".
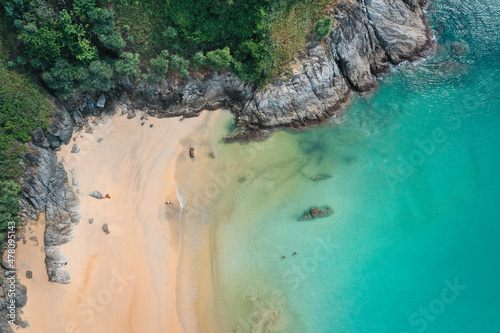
[
  {"left": 68, "top": 0, "right": 431, "bottom": 134},
  {"left": 20, "top": 100, "right": 80, "bottom": 286}
]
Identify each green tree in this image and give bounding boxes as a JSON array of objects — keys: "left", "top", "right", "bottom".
[
  {"left": 41, "top": 58, "right": 77, "bottom": 98},
  {"left": 80, "top": 60, "right": 115, "bottom": 92}
]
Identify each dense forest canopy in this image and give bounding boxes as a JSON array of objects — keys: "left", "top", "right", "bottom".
[{"left": 4, "top": 0, "right": 332, "bottom": 96}]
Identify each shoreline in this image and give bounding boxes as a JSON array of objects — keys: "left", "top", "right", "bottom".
[
  {"left": 7, "top": 0, "right": 435, "bottom": 330},
  {"left": 14, "top": 111, "right": 221, "bottom": 332}
]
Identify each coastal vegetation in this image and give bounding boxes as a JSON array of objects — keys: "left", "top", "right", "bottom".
[
  {"left": 3, "top": 0, "right": 334, "bottom": 97},
  {"left": 0, "top": 11, "right": 54, "bottom": 249}
]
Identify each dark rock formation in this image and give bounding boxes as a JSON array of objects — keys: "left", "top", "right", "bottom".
[
  {"left": 298, "top": 206, "right": 334, "bottom": 221},
  {"left": 189, "top": 147, "right": 195, "bottom": 159},
  {"left": 45, "top": 99, "right": 74, "bottom": 150},
  {"left": 102, "top": 224, "right": 110, "bottom": 235},
  {"left": 19, "top": 101, "right": 80, "bottom": 286},
  {"left": 70, "top": 143, "right": 80, "bottom": 153}
]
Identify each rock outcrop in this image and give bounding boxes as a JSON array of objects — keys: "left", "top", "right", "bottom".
[
  {"left": 0, "top": 268, "right": 28, "bottom": 331},
  {"left": 298, "top": 206, "right": 334, "bottom": 221},
  {"left": 20, "top": 102, "right": 80, "bottom": 285}
]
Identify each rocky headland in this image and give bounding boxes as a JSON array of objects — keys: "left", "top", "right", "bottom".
[
  {"left": 65, "top": 0, "right": 432, "bottom": 135},
  {"left": 2, "top": 0, "right": 433, "bottom": 330}
]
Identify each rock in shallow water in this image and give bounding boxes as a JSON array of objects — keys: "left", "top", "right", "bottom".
[{"left": 298, "top": 206, "right": 334, "bottom": 221}]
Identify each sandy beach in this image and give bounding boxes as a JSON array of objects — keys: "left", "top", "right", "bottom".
[{"left": 15, "top": 110, "right": 221, "bottom": 333}]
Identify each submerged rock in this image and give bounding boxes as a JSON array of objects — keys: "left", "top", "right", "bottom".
[
  {"left": 311, "top": 174, "right": 331, "bottom": 181},
  {"left": 298, "top": 206, "right": 334, "bottom": 221}
]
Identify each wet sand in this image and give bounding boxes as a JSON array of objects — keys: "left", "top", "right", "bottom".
[{"left": 15, "top": 111, "right": 221, "bottom": 333}]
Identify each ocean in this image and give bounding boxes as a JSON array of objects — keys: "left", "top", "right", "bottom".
[{"left": 177, "top": 0, "right": 500, "bottom": 331}]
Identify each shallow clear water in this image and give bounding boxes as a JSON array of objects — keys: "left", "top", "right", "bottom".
[{"left": 187, "top": 0, "right": 500, "bottom": 332}]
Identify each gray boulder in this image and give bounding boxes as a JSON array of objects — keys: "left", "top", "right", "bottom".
[
  {"left": 97, "top": 94, "right": 107, "bottom": 108},
  {"left": 47, "top": 101, "right": 73, "bottom": 144},
  {"left": 89, "top": 191, "right": 104, "bottom": 199}
]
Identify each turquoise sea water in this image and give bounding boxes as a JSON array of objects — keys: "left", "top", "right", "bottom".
[{"left": 180, "top": 0, "right": 500, "bottom": 332}]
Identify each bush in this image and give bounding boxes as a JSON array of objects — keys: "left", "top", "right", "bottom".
[
  {"left": 315, "top": 17, "right": 333, "bottom": 40},
  {"left": 206, "top": 47, "right": 234, "bottom": 70},
  {"left": 164, "top": 26, "right": 178, "bottom": 41},
  {"left": 148, "top": 50, "right": 170, "bottom": 83},
  {"left": 192, "top": 51, "right": 207, "bottom": 69}
]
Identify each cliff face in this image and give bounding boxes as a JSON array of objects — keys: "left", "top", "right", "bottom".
[
  {"left": 21, "top": 102, "right": 80, "bottom": 285},
  {"left": 80, "top": 0, "right": 432, "bottom": 132}
]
